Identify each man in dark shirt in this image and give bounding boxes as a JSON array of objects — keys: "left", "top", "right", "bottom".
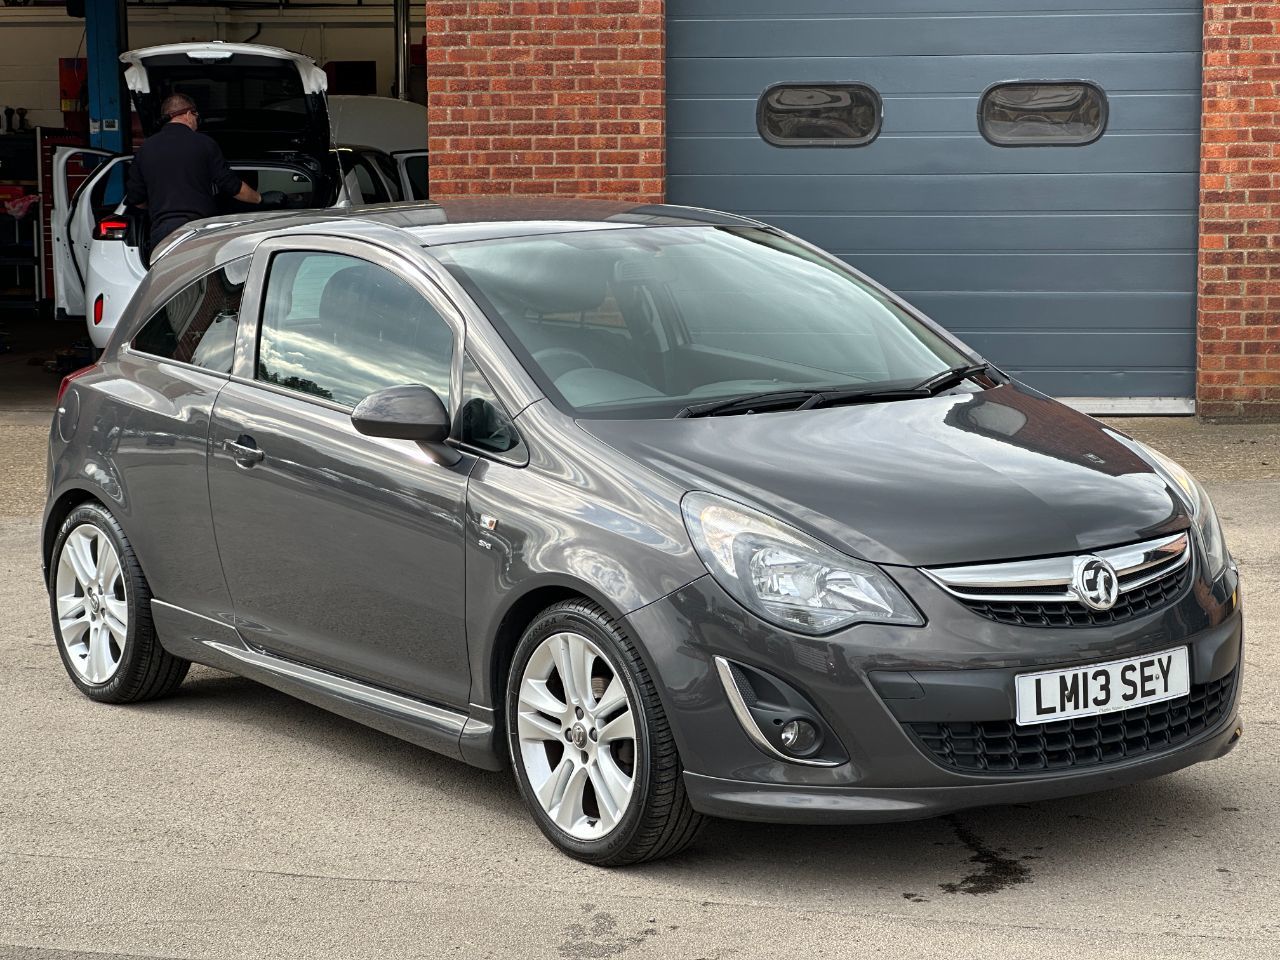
[{"left": 124, "top": 93, "right": 284, "bottom": 250}]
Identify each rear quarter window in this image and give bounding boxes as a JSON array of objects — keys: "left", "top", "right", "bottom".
[{"left": 130, "top": 258, "right": 249, "bottom": 373}]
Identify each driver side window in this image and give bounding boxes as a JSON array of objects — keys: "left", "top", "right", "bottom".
[{"left": 256, "top": 250, "right": 455, "bottom": 409}]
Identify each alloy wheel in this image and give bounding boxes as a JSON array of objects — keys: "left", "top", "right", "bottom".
[
  {"left": 515, "top": 630, "right": 638, "bottom": 840},
  {"left": 55, "top": 524, "right": 128, "bottom": 685}
]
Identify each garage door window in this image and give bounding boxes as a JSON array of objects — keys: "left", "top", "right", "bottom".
[
  {"left": 757, "top": 83, "right": 882, "bottom": 147},
  {"left": 979, "top": 81, "right": 1107, "bottom": 146}
]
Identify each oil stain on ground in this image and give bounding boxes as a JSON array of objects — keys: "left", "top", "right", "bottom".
[
  {"left": 938, "top": 814, "right": 1034, "bottom": 895},
  {"left": 559, "top": 904, "right": 659, "bottom": 959}
]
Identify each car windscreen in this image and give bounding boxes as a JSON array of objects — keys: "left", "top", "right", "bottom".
[{"left": 435, "top": 226, "right": 970, "bottom": 419}]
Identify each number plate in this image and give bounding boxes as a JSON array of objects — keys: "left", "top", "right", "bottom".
[{"left": 1014, "top": 647, "right": 1190, "bottom": 726}]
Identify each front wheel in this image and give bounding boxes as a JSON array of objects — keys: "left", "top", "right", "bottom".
[{"left": 506, "top": 599, "right": 705, "bottom": 865}]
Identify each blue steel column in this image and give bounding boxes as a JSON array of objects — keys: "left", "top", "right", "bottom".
[{"left": 85, "top": 0, "right": 129, "bottom": 154}]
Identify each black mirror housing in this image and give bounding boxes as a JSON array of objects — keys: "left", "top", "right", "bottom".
[{"left": 351, "top": 384, "right": 453, "bottom": 446}]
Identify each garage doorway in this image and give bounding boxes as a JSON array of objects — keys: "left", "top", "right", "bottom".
[{"left": 666, "top": 0, "right": 1203, "bottom": 413}]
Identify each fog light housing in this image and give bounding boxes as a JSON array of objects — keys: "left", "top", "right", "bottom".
[
  {"left": 713, "top": 656, "right": 846, "bottom": 767},
  {"left": 780, "top": 718, "right": 819, "bottom": 755}
]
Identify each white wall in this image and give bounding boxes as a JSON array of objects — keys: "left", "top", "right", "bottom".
[{"left": 0, "top": 4, "right": 425, "bottom": 130}]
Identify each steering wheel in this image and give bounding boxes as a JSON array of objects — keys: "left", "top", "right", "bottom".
[{"left": 533, "top": 348, "right": 596, "bottom": 381}]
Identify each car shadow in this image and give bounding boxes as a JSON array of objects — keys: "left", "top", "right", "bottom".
[
  {"left": 146, "top": 665, "right": 526, "bottom": 823},
  {"left": 145, "top": 665, "right": 1236, "bottom": 899}
]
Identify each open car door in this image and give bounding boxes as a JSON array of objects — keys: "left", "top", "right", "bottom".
[{"left": 51, "top": 147, "right": 119, "bottom": 319}]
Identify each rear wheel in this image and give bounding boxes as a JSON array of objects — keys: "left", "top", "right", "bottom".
[
  {"left": 49, "top": 502, "right": 189, "bottom": 702},
  {"left": 506, "top": 599, "right": 705, "bottom": 865}
]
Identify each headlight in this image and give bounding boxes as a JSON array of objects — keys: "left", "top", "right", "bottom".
[
  {"left": 681, "top": 492, "right": 923, "bottom": 634},
  {"left": 1135, "top": 443, "right": 1230, "bottom": 581}
]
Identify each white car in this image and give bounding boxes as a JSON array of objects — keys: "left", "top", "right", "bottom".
[
  {"left": 51, "top": 43, "right": 427, "bottom": 350},
  {"left": 334, "top": 143, "right": 430, "bottom": 209},
  {"left": 329, "top": 95, "right": 430, "bottom": 200}
]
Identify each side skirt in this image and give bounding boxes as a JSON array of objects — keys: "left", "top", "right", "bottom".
[{"left": 151, "top": 599, "right": 502, "bottom": 769}]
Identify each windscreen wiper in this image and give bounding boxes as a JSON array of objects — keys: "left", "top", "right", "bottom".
[
  {"left": 675, "top": 382, "right": 930, "bottom": 418},
  {"left": 675, "top": 390, "right": 821, "bottom": 419},
  {"left": 911, "top": 361, "right": 993, "bottom": 396},
  {"left": 795, "top": 384, "right": 930, "bottom": 410}
]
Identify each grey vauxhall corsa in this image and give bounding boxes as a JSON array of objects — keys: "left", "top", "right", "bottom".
[{"left": 42, "top": 199, "right": 1243, "bottom": 866}]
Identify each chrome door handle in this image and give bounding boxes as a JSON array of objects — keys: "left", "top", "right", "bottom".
[{"left": 223, "top": 437, "right": 265, "bottom": 465}]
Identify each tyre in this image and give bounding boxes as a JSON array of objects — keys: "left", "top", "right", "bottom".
[
  {"left": 506, "top": 599, "right": 705, "bottom": 865},
  {"left": 48, "top": 501, "right": 189, "bottom": 703}
]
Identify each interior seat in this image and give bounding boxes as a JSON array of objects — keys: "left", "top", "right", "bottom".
[{"left": 463, "top": 246, "right": 650, "bottom": 383}]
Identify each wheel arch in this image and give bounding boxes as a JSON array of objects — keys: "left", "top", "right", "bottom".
[
  {"left": 483, "top": 578, "right": 635, "bottom": 715},
  {"left": 42, "top": 487, "right": 107, "bottom": 586}
]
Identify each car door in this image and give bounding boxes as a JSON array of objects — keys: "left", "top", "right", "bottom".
[
  {"left": 207, "top": 236, "right": 475, "bottom": 707},
  {"left": 51, "top": 147, "right": 123, "bottom": 318},
  {"left": 392, "top": 150, "right": 429, "bottom": 200},
  {"left": 106, "top": 256, "right": 251, "bottom": 624}
]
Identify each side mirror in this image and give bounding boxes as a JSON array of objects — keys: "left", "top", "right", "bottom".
[{"left": 350, "top": 384, "right": 460, "bottom": 465}]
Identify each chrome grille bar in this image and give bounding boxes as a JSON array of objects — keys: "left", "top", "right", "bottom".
[{"left": 925, "top": 533, "right": 1190, "bottom": 604}]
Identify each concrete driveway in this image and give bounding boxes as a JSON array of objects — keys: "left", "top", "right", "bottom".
[{"left": 1, "top": 384, "right": 1277, "bottom": 959}]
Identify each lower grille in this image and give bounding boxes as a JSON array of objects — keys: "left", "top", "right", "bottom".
[{"left": 908, "top": 668, "right": 1236, "bottom": 775}]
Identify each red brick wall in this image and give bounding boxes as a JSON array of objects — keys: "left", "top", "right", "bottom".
[
  {"left": 1199, "top": 2, "right": 1280, "bottom": 418},
  {"left": 425, "top": 1, "right": 665, "bottom": 200}
]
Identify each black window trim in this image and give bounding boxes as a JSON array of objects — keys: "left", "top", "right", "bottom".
[
  {"left": 455, "top": 350, "right": 529, "bottom": 467},
  {"left": 756, "top": 81, "right": 884, "bottom": 148},
  {"left": 124, "top": 255, "right": 251, "bottom": 377},
  {"left": 977, "top": 78, "right": 1109, "bottom": 148}
]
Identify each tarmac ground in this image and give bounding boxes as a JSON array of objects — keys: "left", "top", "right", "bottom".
[{"left": 1, "top": 339, "right": 1277, "bottom": 959}]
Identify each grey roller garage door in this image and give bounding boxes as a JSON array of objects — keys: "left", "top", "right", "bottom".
[{"left": 666, "top": 0, "right": 1202, "bottom": 410}]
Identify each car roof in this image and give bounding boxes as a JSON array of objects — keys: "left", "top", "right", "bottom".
[
  {"left": 366, "top": 198, "right": 766, "bottom": 244},
  {"left": 151, "top": 199, "right": 765, "bottom": 274},
  {"left": 129, "top": 199, "right": 771, "bottom": 362}
]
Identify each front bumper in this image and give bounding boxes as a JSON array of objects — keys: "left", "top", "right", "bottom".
[
  {"left": 624, "top": 562, "right": 1242, "bottom": 824},
  {"left": 684, "top": 715, "right": 1241, "bottom": 824}
]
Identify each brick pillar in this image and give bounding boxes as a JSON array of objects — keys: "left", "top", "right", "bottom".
[
  {"left": 425, "top": 1, "right": 666, "bottom": 200},
  {"left": 1199, "top": 2, "right": 1280, "bottom": 419}
]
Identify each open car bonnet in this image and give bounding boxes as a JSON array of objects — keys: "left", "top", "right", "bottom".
[{"left": 120, "top": 42, "right": 331, "bottom": 159}]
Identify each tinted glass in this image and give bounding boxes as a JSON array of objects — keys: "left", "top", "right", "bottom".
[
  {"left": 257, "top": 251, "right": 454, "bottom": 408},
  {"left": 402, "top": 155, "right": 429, "bottom": 199},
  {"left": 131, "top": 259, "right": 247, "bottom": 373},
  {"left": 460, "top": 354, "right": 521, "bottom": 454},
  {"left": 369, "top": 151, "right": 404, "bottom": 202},
  {"left": 980, "top": 82, "right": 1107, "bottom": 146},
  {"left": 340, "top": 153, "right": 389, "bottom": 204},
  {"left": 758, "top": 84, "right": 881, "bottom": 146},
  {"left": 240, "top": 166, "right": 316, "bottom": 205},
  {"left": 87, "top": 159, "right": 129, "bottom": 214},
  {"left": 439, "top": 227, "right": 968, "bottom": 419},
  {"left": 160, "top": 65, "right": 308, "bottom": 132}
]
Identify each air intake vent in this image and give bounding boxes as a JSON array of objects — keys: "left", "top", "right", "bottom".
[{"left": 907, "top": 668, "right": 1236, "bottom": 775}]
